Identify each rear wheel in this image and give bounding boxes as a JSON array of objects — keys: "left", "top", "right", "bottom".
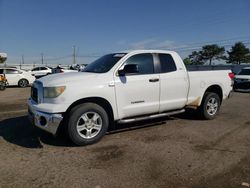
[
  {"left": 67, "top": 103, "right": 109, "bottom": 146},
  {"left": 18, "top": 79, "right": 28, "bottom": 88},
  {"left": 198, "top": 92, "right": 221, "bottom": 120}
]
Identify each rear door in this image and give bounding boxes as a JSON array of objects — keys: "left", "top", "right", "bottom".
[
  {"left": 114, "top": 53, "right": 160, "bottom": 119},
  {"left": 157, "top": 53, "right": 189, "bottom": 112}
]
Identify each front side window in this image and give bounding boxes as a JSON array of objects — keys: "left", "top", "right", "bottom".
[
  {"left": 32, "top": 68, "right": 39, "bottom": 71},
  {"left": 83, "top": 53, "right": 127, "bottom": 73},
  {"left": 0, "top": 69, "right": 3, "bottom": 74},
  {"left": 124, "top": 53, "right": 154, "bottom": 74},
  {"left": 5, "top": 69, "right": 20, "bottom": 74},
  {"left": 159, "top": 54, "right": 177, "bottom": 73}
]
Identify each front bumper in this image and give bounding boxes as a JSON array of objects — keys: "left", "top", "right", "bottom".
[{"left": 28, "top": 100, "right": 63, "bottom": 135}]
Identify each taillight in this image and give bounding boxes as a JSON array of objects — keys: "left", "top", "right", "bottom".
[
  {"left": 228, "top": 72, "right": 235, "bottom": 80},
  {"left": 60, "top": 69, "right": 64, "bottom": 73},
  {"left": 228, "top": 72, "right": 235, "bottom": 87}
]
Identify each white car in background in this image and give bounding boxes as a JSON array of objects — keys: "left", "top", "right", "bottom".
[
  {"left": 53, "top": 66, "right": 78, "bottom": 73},
  {"left": 0, "top": 67, "right": 35, "bottom": 87},
  {"left": 30, "top": 66, "right": 52, "bottom": 77}
]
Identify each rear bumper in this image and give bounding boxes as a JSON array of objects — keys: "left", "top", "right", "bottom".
[
  {"left": 234, "top": 81, "right": 250, "bottom": 92},
  {"left": 28, "top": 99, "right": 63, "bottom": 135},
  {"left": 234, "top": 88, "right": 250, "bottom": 93}
]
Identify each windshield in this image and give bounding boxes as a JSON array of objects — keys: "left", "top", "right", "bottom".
[
  {"left": 83, "top": 53, "right": 127, "bottom": 73},
  {"left": 238, "top": 69, "right": 250, "bottom": 75}
]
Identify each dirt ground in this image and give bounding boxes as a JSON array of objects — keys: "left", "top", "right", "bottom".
[{"left": 0, "top": 88, "right": 250, "bottom": 188}]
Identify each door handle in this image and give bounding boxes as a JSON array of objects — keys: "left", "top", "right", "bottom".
[{"left": 149, "top": 78, "right": 159, "bottom": 82}]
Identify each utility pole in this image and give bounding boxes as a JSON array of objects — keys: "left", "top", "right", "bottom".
[
  {"left": 73, "top": 45, "right": 76, "bottom": 64},
  {"left": 22, "top": 55, "right": 24, "bottom": 64},
  {"left": 41, "top": 53, "right": 44, "bottom": 65}
]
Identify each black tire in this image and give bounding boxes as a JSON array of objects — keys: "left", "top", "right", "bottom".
[
  {"left": 0, "top": 82, "right": 6, "bottom": 90},
  {"left": 18, "top": 79, "right": 29, "bottom": 88},
  {"left": 198, "top": 92, "right": 221, "bottom": 120},
  {"left": 67, "top": 103, "right": 109, "bottom": 146}
]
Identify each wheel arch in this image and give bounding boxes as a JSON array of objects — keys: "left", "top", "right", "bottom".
[
  {"left": 64, "top": 97, "right": 115, "bottom": 124},
  {"left": 18, "top": 78, "right": 29, "bottom": 86},
  {"left": 203, "top": 84, "right": 223, "bottom": 103}
]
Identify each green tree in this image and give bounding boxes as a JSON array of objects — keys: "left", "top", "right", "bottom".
[
  {"left": 200, "top": 44, "right": 225, "bottom": 65},
  {"left": 183, "top": 58, "right": 192, "bottom": 65},
  {"left": 188, "top": 51, "right": 204, "bottom": 65},
  {"left": 227, "top": 42, "right": 250, "bottom": 64},
  {"left": 0, "top": 57, "right": 7, "bottom": 64}
]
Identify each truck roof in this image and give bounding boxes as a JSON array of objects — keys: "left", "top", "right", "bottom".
[{"left": 119, "top": 49, "right": 176, "bottom": 54}]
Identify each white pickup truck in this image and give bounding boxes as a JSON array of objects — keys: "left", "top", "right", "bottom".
[{"left": 28, "top": 50, "right": 233, "bottom": 145}]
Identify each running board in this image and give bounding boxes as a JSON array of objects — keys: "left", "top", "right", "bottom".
[{"left": 118, "top": 109, "right": 185, "bottom": 124}]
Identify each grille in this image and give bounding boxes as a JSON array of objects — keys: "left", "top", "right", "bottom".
[{"left": 31, "top": 86, "right": 38, "bottom": 103}]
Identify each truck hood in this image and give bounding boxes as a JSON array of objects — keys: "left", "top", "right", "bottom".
[{"left": 38, "top": 72, "right": 101, "bottom": 87}]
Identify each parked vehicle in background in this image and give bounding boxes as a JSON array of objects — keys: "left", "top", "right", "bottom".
[
  {"left": 30, "top": 66, "right": 52, "bottom": 77},
  {"left": 69, "top": 64, "right": 87, "bottom": 71},
  {"left": 28, "top": 50, "right": 233, "bottom": 146},
  {"left": 234, "top": 67, "right": 250, "bottom": 92},
  {"left": 0, "top": 67, "right": 35, "bottom": 87},
  {"left": 53, "top": 65, "right": 78, "bottom": 74}
]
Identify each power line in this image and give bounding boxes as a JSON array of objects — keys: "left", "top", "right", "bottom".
[
  {"left": 157, "top": 39, "right": 250, "bottom": 52},
  {"left": 14, "top": 38, "right": 250, "bottom": 64},
  {"left": 45, "top": 55, "right": 71, "bottom": 61}
]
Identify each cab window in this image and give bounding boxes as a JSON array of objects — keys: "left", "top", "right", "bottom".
[
  {"left": 124, "top": 53, "right": 154, "bottom": 74},
  {"left": 158, "top": 54, "right": 177, "bottom": 73}
]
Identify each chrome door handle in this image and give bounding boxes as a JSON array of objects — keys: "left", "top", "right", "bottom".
[{"left": 149, "top": 78, "right": 159, "bottom": 82}]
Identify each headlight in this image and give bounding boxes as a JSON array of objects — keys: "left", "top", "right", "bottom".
[{"left": 43, "top": 86, "right": 66, "bottom": 98}]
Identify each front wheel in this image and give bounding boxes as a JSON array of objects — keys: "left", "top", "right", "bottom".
[
  {"left": 67, "top": 103, "right": 109, "bottom": 146},
  {"left": 0, "top": 82, "right": 6, "bottom": 90},
  {"left": 198, "top": 92, "right": 221, "bottom": 120}
]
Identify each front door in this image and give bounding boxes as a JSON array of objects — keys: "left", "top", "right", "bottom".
[{"left": 114, "top": 53, "right": 160, "bottom": 119}]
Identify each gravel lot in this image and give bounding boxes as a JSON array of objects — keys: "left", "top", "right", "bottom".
[{"left": 0, "top": 88, "right": 250, "bottom": 188}]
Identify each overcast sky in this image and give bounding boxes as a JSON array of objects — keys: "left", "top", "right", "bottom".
[{"left": 0, "top": 0, "right": 250, "bottom": 65}]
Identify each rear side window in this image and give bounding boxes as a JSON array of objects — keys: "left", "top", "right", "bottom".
[
  {"left": 0, "top": 69, "right": 3, "bottom": 74},
  {"left": 124, "top": 53, "right": 154, "bottom": 74},
  {"left": 40, "top": 67, "right": 47, "bottom": 70},
  {"left": 159, "top": 54, "right": 177, "bottom": 73}
]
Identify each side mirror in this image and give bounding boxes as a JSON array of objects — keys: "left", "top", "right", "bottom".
[{"left": 118, "top": 64, "right": 139, "bottom": 76}]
